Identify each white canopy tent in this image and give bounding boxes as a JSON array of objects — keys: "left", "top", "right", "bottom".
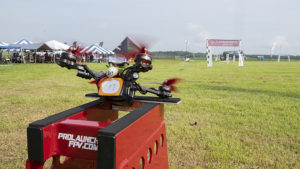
[
  {"left": 37, "top": 40, "right": 70, "bottom": 63},
  {"left": 38, "top": 40, "right": 70, "bottom": 51},
  {"left": 0, "top": 42, "right": 8, "bottom": 46}
]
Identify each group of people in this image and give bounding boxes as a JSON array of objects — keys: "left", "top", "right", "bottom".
[
  {"left": 0, "top": 49, "right": 110, "bottom": 64},
  {"left": 0, "top": 51, "right": 58, "bottom": 63}
]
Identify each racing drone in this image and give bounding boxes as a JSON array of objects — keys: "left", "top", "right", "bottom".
[{"left": 58, "top": 48, "right": 178, "bottom": 106}]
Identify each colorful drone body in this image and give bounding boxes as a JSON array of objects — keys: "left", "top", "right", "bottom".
[{"left": 58, "top": 48, "right": 177, "bottom": 106}]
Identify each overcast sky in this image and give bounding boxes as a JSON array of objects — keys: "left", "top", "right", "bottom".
[{"left": 1, "top": 0, "right": 299, "bottom": 55}]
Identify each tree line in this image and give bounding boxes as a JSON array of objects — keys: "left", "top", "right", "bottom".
[{"left": 150, "top": 51, "right": 300, "bottom": 60}]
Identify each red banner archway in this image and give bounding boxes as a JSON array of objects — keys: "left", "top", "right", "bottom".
[{"left": 206, "top": 39, "right": 243, "bottom": 67}]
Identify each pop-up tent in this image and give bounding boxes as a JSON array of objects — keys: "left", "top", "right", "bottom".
[
  {"left": 38, "top": 40, "right": 70, "bottom": 51},
  {"left": 0, "top": 45, "right": 23, "bottom": 63},
  {"left": 1, "top": 43, "right": 43, "bottom": 52},
  {"left": 14, "top": 38, "right": 33, "bottom": 45},
  {"left": 0, "top": 42, "right": 8, "bottom": 46},
  {"left": 0, "top": 45, "right": 21, "bottom": 49},
  {"left": 9, "top": 43, "right": 43, "bottom": 50},
  {"left": 81, "top": 43, "right": 114, "bottom": 55}
]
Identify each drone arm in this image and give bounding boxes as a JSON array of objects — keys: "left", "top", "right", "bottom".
[
  {"left": 58, "top": 59, "right": 104, "bottom": 80},
  {"left": 135, "top": 84, "right": 172, "bottom": 98}
]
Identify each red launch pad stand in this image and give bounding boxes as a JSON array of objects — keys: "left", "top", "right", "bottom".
[{"left": 26, "top": 99, "right": 171, "bottom": 169}]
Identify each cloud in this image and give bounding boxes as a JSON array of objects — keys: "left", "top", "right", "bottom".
[
  {"left": 98, "top": 23, "right": 108, "bottom": 29},
  {"left": 189, "top": 42, "right": 203, "bottom": 47},
  {"left": 186, "top": 23, "right": 213, "bottom": 51},
  {"left": 271, "top": 35, "right": 289, "bottom": 47},
  {"left": 187, "top": 23, "right": 212, "bottom": 40},
  {"left": 187, "top": 23, "right": 201, "bottom": 32}
]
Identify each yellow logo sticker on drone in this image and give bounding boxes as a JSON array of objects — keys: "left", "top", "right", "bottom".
[{"left": 98, "top": 78, "right": 123, "bottom": 96}]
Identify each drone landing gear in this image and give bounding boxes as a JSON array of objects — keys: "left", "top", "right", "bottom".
[{"left": 26, "top": 99, "right": 177, "bottom": 169}]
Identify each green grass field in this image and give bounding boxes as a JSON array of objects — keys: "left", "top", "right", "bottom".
[{"left": 0, "top": 60, "right": 299, "bottom": 169}]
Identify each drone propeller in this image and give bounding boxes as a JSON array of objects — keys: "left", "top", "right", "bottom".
[
  {"left": 67, "top": 41, "right": 84, "bottom": 58},
  {"left": 162, "top": 78, "right": 181, "bottom": 92},
  {"left": 89, "top": 80, "right": 97, "bottom": 84},
  {"left": 145, "top": 78, "right": 182, "bottom": 92}
]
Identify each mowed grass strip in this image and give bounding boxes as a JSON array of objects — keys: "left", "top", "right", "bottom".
[{"left": 0, "top": 61, "right": 299, "bottom": 168}]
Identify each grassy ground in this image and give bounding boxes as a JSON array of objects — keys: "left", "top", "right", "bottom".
[{"left": 0, "top": 60, "right": 299, "bottom": 169}]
